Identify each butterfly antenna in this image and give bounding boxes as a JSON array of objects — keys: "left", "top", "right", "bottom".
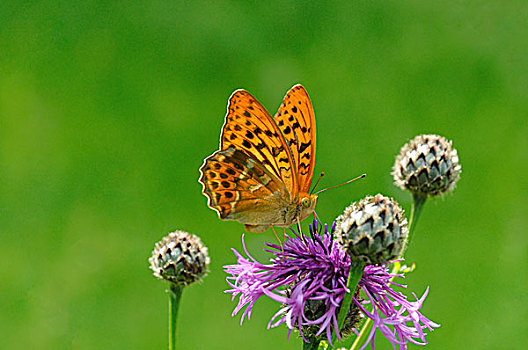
[
  {"left": 315, "top": 173, "right": 366, "bottom": 195},
  {"left": 310, "top": 172, "right": 325, "bottom": 194}
]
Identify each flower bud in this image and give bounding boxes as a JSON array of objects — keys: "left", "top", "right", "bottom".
[
  {"left": 149, "top": 230, "right": 210, "bottom": 286},
  {"left": 392, "top": 134, "right": 461, "bottom": 197},
  {"left": 335, "top": 194, "right": 408, "bottom": 265}
]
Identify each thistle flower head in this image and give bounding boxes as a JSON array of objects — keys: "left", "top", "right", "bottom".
[
  {"left": 225, "top": 221, "right": 352, "bottom": 343},
  {"left": 149, "top": 230, "right": 210, "bottom": 286},
  {"left": 335, "top": 194, "right": 408, "bottom": 265},
  {"left": 392, "top": 134, "right": 461, "bottom": 197},
  {"left": 224, "top": 220, "right": 439, "bottom": 348}
]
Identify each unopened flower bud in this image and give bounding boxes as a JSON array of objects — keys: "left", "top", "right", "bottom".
[
  {"left": 392, "top": 134, "right": 461, "bottom": 197},
  {"left": 335, "top": 194, "right": 408, "bottom": 265},
  {"left": 149, "top": 230, "right": 210, "bottom": 286}
]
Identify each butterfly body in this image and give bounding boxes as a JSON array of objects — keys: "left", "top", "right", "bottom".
[{"left": 199, "top": 84, "right": 317, "bottom": 233}]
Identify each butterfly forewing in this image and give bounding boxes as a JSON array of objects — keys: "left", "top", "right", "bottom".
[
  {"left": 219, "top": 89, "right": 299, "bottom": 199},
  {"left": 274, "top": 84, "right": 316, "bottom": 194}
]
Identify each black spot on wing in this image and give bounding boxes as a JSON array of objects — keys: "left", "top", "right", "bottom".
[
  {"left": 279, "top": 166, "right": 292, "bottom": 176},
  {"left": 271, "top": 146, "right": 284, "bottom": 157},
  {"left": 299, "top": 160, "right": 313, "bottom": 175},
  {"left": 299, "top": 141, "right": 311, "bottom": 153}
]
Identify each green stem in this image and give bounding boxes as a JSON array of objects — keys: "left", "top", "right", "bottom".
[
  {"left": 404, "top": 193, "right": 427, "bottom": 253},
  {"left": 168, "top": 284, "right": 183, "bottom": 350},
  {"left": 332, "top": 259, "right": 365, "bottom": 346},
  {"left": 303, "top": 336, "right": 322, "bottom": 350},
  {"left": 350, "top": 317, "right": 372, "bottom": 350},
  {"left": 349, "top": 262, "right": 402, "bottom": 350}
]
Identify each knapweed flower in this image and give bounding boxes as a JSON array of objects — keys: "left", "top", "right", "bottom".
[
  {"left": 392, "top": 134, "right": 461, "bottom": 197},
  {"left": 224, "top": 221, "right": 439, "bottom": 348},
  {"left": 149, "top": 230, "right": 210, "bottom": 286},
  {"left": 336, "top": 194, "right": 408, "bottom": 265},
  {"left": 225, "top": 222, "right": 352, "bottom": 343}
]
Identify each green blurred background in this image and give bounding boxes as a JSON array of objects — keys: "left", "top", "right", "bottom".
[{"left": 1, "top": 1, "right": 527, "bottom": 349}]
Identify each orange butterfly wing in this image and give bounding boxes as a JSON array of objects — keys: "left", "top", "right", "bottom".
[
  {"left": 219, "top": 89, "right": 299, "bottom": 199},
  {"left": 274, "top": 84, "right": 316, "bottom": 194},
  {"left": 199, "top": 85, "right": 317, "bottom": 232},
  {"left": 199, "top": 146, "right": 289, "bottom": 225}
]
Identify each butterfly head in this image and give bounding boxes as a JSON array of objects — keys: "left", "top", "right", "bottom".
[{"left": 299, "top": 193, "right": 318, "bottom": 220}]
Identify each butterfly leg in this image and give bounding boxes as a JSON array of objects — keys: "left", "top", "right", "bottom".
[
  {"left": 313, "top": 211, "right": 323, "bottom": 235},
  {"left": 271, "top": 226, "right": 284, "bottom": 252},
  {"left": 297, "top": 217, "right": 309, "bottom": 249},
  {"left": 296, "top": 216, "right": 303, "bottom": 236}
]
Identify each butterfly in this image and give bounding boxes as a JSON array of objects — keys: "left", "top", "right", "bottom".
[{"left": 199, "top": 84, "right": 318, "bottom": 233}]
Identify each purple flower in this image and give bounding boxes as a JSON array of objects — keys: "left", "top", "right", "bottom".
[
  {"left": 355, "top": 264, "right": 440, "bottom": 349},
  {"left": 224, "top": 221, "right": 440, "bottom": 348}
]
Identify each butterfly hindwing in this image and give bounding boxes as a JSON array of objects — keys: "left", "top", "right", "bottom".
[
  {"left": 274, "top": 84, "right": 316, "bottom": 194},
  {"left": 199, "top": 146, "right": 290, "bottom": 225}
]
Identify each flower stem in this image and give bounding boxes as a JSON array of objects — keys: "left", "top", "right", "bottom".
[
  {"left": 404, "top": 193, "right": 427, "bottom": 253},
  {"left": 303, "top": 336, "right": 322, "bottom": 350},
  {"left": 350, "top": 317, "right": 372, "bottom": 350},
  {"left": 168, "top": 284, "right": 183, "bottom": 350},
  {"left": 349, "top": 261, "right": 401, "bottom": 350},
  {"left": 332, "top": 259, "right": 365, "bottom": 346}
]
